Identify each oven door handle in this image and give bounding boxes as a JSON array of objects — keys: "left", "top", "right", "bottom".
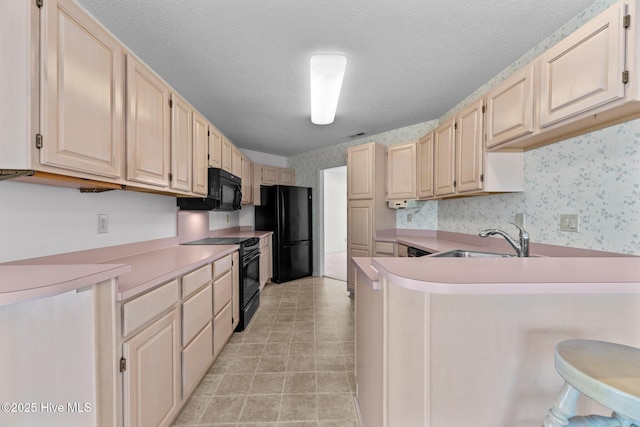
[{"left": 243, "top": 251, "right": 261, "bottom": 265}]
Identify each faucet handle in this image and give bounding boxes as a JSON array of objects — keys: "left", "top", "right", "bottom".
[{"left": 509, "top": 222, "right": 529, "bottom": 238}]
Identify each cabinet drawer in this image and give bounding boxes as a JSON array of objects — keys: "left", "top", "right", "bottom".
[
  {"left": 182, "top": 321, "right": 213, "bottom": 398},
  {"left": 123, "top": 279, "right": 179, "bottom": 337},
  {"left": 213, "top": 254, "right": 232, "bottom": 279},
  {"left": 182, "top": 263, "right": 212, "bottom": 299},
  {"left": 182, "top": 284, "right": 213, "bottom": 347},
  {"left": 213, "top": 271, "right": 232, "bottom": 316},
  {"left": 213, "top": 302, "right": 233, "bottom": 359},
  {"left": 374, "top": 241, "right": 396, "bottom": 256}
]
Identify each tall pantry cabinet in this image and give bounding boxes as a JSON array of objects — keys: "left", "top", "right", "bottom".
[{"left": 346, "top": 142, "right": 396, "bottom": 297}]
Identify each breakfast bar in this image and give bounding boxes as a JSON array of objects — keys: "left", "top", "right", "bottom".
[{"left": 353, "top": 254, "right": 640, "bottom": 427}]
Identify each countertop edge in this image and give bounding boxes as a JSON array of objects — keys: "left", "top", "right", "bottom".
[{"left": 0, "top": 264, "right": 131, "bottom": 307}]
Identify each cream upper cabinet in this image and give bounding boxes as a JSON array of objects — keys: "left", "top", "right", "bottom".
[
  {"left": 192, "top": 112, "right": 209, "bottom": 195},
  {"left": 232, "top": 145, "right": 242, "bottom": 178},
  {"left": 417, "top": 133, "right": 434, "bottom": 199},
  {"left": 125, "top": 54, "right": 171, "bottom": 187},
  {"left": 386, "top": 140, "right": 417, "bottom": 200},
  {"left": 169, "top": 93, "right": 193, "bottom": 192},
  {"left": 261, "top": 165, "right": 278, "bottom": 185},
  {"left": 278, "top": 168, "right": 296, "bottom": 185},
  {"left": 208, "top": 125, "right": 222, "bottom": 169},
  {"left": 455, "top": 99, "right": 484, "bottom": 194},
  {"left": 433, "top": 118, "right": 456, "bottom": 197},
  {"left": 241, "top": 155, "right": 253, "bottom": 204},
  {"left": 539, "top": 2, "right": 626, "bottom": 127},
  {"left": 347, "top": 143, "right": 375, "bottom": 199},
  {"left": 485, "top": 64, "right": 535, "bottom": 148},
  {"left": 41, "top": 0, "right": 123, "bottom": 179},
  {"left": 221, "top": 138, "right": 233, "bottom": 173}
]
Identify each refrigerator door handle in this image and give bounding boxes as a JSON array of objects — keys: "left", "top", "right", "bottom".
[{"left": 279, "top": 191, "right": 285, "bottom": 238}]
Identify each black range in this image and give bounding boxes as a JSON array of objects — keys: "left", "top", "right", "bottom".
[{"left": 183, "top": 236, "right": 260, "bottom": 331}]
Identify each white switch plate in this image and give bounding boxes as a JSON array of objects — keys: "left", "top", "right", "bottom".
[
  {"left": 515, "top": 213, "right": 525, "bottom": 228},
  {"left": 98, "top": 214, "right": 108, "bottom": 234},
  {"left": 407, "top": 213, "right": 413, "bottom": 223},
  {"left": 559, "top": 214, "right": 579, "bottom": 232}
]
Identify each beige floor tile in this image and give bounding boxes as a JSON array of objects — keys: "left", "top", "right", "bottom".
[
  {"left": 191, "top": 374, "right": 223, "bottom": 397},
  {"left": 257, "top": 355, "right": 288, "bottom": 373},
  {"left": 239, "top": 394, "right": 281, "bottom": 422},
  {"left": 316, "top": 372, "right": 351, "bottom": 393},
  {"left": 237, "top": 342, "right": 266, "bottom": 356},
  {"left": 316, "top": 355, "right": 346, "bottom": 372},
  {"left": 215, "top": 373, "right": 254, "bottom": 395},
  {"left": 317, "top": 393, "right": 356, "bottom": 421},
  {"left": 290, "top": 342, "right": 316, "bottom": 356},
  {"left": 263, "top": 341, "right": 291, "bottom": 356},
  {"left": 198, "top": 395, "right": 246, "bottom": 424},
  {"left": 283, "top": 372, "right": 317, "bottom": 393},
  {"left": 279, "top": 393, "right": 318, "bottom": 422},
  {"left": 170, "top": 396, "right": 209, "bottom": 425},
  {"left": 271, "top": 321, "right": 294, "bottom": 331},
  {"left": 286, "top": 355, "right": 316, "bottom": 372},
  {"left": 226, "top": 356, "right": 261, "bottom": 374},
  {"left": 249, "top": 373, "right": 285, "bottom": 394}
]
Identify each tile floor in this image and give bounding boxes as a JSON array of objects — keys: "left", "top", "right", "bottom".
[{"left": 171, "top": 276, "right": 358, "bottom": 427}]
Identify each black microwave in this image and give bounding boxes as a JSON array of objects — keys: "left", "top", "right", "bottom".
[{"left": 177, "top": 168, "right": 242, "bottom": 211}]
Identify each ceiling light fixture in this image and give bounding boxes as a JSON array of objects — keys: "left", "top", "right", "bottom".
[{"left": 310, "top": 53, "right": 347, "bottom": 125}]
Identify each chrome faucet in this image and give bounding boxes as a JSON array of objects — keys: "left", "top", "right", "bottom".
[{"left": 478, "top": 222, "right": 530, "bottom": 257}]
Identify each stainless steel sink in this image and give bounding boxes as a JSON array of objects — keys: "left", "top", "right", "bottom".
[{"left": 431, "top": 249, "right": 515, "bottom": 258}]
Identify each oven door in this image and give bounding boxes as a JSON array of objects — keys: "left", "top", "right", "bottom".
[{"left": 242, "top": 250, "right": 260, "bottom": 307}]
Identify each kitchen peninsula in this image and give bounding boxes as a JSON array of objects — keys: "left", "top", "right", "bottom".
[{"left": 353, "top": 232, "right": 640, "bottom": 427}]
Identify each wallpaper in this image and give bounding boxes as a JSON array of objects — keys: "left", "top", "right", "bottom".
[{"left": 288, "top": 0, "right": 640, "bottom": 259}]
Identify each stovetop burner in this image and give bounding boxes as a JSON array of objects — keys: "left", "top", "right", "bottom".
[{"left": 183, "top": 237, "right": 260, "bottom": 247}]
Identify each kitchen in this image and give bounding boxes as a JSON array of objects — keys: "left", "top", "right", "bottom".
[{"left": 2, "top": 0, "right": 640, "bottom": 426}]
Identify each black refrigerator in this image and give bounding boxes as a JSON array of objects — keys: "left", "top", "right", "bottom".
[{"left": 255, "top": 185, "right": 312, "bottom": 283}]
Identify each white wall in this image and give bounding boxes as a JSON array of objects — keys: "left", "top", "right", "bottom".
[
  {"left": 323, "top": 167, "right": 347, "bottom": 254},
  {"left": 0, "top": 181, "right": 177, "bottom": 262},
  {"left": 240, "top": 148, "right": 288, "bottom": 168}
]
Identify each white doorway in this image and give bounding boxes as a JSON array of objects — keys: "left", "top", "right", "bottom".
[{"left": 319, "top": 166, "right": 347, "bottom": 282}]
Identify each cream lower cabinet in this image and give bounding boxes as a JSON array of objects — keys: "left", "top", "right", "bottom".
[
  {"left": 41, "top": 0, "right": 124, "bottom": 179},
  {"left": 213, "top": 254, "right": 234, "bottom": 358},
  {"left": 373, "top": 240, "right": 397, "bottom": 257},
  {"left": 122, "top": 308, "right": 180, "bottom": 427},
  {"left": 259, "top": 234, "right": 273, "bottom": 289}
]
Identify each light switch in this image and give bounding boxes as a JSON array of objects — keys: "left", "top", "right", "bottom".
[
  {"left": 98, "top": 214, "right": 108, "bottom": 234},
  {"left": 559, "top": 214, "right": 579, "bottom": 232}
]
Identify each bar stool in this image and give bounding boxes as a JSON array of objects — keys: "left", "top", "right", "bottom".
[{"left": 544, "top": 339, "right": 640, "bottom": 427}]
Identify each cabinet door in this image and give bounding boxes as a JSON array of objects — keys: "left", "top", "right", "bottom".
[
  {"left": 170, "top": 93, "right": 192, "bottom": 192},
  {"left": 433, "top": 118, "right": 456, "bottom": 196},
  {"left": 241, "top": 156, "right": 253, "bottom": 204},
  {"left": 347, "top": 200, "right": 373, "bottom": 291},
  {"left": 122, "top": 309, "right": 180, "bottom": 427},
  {"left": 539, "top": 3, "right": 625, "bottom": 127},
  {"left": 386, "top": 141, "right": 417, "bottom": 200},
  {"left": 261, "top": 165, "right": 278, "bottom": 185},
  {"left": 213, "top": 302, "right": 233, "bottom": 359},
  {"left": 347, "top": 143, "right": 374, "bottom": 199},
  {"left": 192, "top": 112, "right": 209, "bottom": 195},
  {"left": 208, "top": 125, "right": 222, "bottom": 168},
  {"left": 126, "top": 55, "right": 170, "bottom": 187},
  {"left": 232, "top": 146, "right": 242, "bottom": 178},
  {"left": 278, "top": 168, "right": 296, "bottom": 185},
  {"left": 41, "top": 0, "right": 123, "bottom": 178},
  {"left": 221, "top": 138, "right": 233, "bottom": 173},
  {"left": 485, "top": 65, "right": 535, "bottom": 148},
  {"left": 417, "top": 133, "right": 434, "bottom": 199},
  {"left": 455, "top": 99, "right": 484, "bottom": 194},
  {"left": 232, "top": 251, "right": 240, "bottom": 330}
]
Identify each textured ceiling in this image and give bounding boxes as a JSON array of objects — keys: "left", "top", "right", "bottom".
[{"left": 76, "top": 0, "right": 596, "bottom": 157}]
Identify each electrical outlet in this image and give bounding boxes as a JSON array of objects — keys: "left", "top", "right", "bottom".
[
  {"left": 407, "top": 213, "right": 413, "bottom": 223},
  {"left": 559, "top": 214, "right": 579, "bottom": 232},
  {"left": 226, "top": 213, "right": 230, "bottom": 224},
  {"left": 515, "top": 213, "right": 525, "bottom": 228},
  {"left": 98, "top": 214, "right": 108, "bottom": 234}
]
